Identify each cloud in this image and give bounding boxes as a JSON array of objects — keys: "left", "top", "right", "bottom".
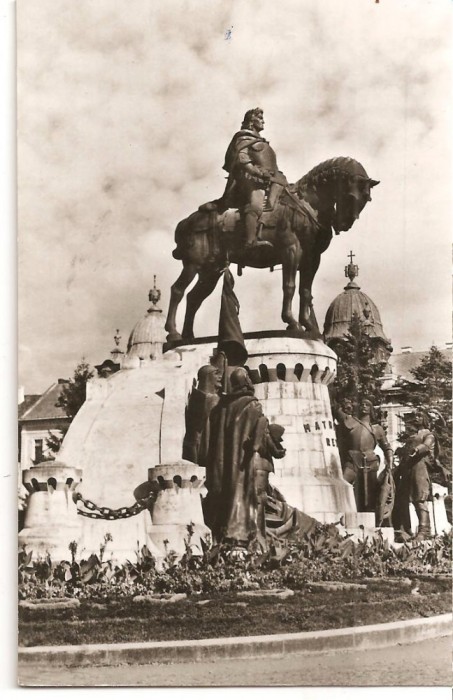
[{"left": 17, "top": 0, "right": 452, "bottom": 391}]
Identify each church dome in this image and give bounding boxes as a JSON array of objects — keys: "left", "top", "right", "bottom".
[
  {"left": 126, "top": 278, "right": 166, "bottom": 362},
  {"left": 323, "top": 254, "right": 391, "bottom": 348}
]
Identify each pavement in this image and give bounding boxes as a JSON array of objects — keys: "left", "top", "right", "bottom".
[
  {"left": 18, "top": 633, "right": 453, "bottom": 686},
  {"left": 18, "top": 612, "right": 452, "bottom": 683}
]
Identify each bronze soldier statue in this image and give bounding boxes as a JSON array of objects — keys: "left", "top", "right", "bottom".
[
  {"left": 393, "top": 409, "right": 436, "bottom": 541},
  {"left": 204, "top": 366, "right": 284, "bottom": 546},
  {"left": 182, "top": 365, "right": 222, "bottom": 466},
  {"left": 219, "top": 107, "right": 288, "bottom": 249},
  {"left": 252, "top": 421, "right": 286, "bottom": 549},
  {"left": 334, "top": 398, "right": 393, "bottom": 515}
]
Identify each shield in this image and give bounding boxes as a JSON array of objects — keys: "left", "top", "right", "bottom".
[{"left": 376, "top": 468, "right": 395, "bottom": 526}]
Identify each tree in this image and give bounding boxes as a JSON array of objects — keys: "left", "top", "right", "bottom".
[
  {"left": 45, "top": 430, "right": 66, "bottom": 455},
  {"left": 329, "top": 312, "right": 388, "bottom": 411},
  {"left": 395, "top": 345, "right": 451, "bottom": 485},
  {"left": 57, "top": 358, "right": 94, "bottom": 419},
  {"left": 46, "top": 359, "right": 94, "bottom": 454}
]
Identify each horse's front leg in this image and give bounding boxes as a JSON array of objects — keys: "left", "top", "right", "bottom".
[
  {"left": 182, "top": 268, "right": 222, "bottom": 339},
  {"left": 281, "top": 242, "right": 302, "bottom": 332},
  {"left": 299, "top": 249, "right": 321, "bottom": 333},
  {"left": 165, "top": 263, "right": 197, "bottom": 342}
]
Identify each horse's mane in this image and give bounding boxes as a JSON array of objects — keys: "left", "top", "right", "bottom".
[{"left": 295, "top": 157, "right": 369, "bottom": 194}]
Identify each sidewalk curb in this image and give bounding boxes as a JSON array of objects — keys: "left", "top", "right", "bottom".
[{"left": 18, "top": 613, "right": 452, "bottom": 668}]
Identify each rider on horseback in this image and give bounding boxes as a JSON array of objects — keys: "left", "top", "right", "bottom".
[
  {"left": 168, "top": 154, "right": 378, "bottom": 341},
  {"left": 205, "top": 108, "right": 288, "bottom": 249}
]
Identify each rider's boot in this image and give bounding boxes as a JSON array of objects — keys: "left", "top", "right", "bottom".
[
  {"left": 244, "top": 207, "right": 271, "bottom": 249},
  {"left": 263, "top": 183, "right": 281, "bottom": 212}
]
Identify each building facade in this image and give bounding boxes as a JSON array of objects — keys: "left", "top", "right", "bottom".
[{"left": 18, "top": 380, "right": 71, "bottom": 470}]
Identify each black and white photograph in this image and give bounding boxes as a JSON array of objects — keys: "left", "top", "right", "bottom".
[{"left": 8, "top": 0, "right": 452, "bottom": 690}]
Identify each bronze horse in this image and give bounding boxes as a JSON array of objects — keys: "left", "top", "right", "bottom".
[{"left": 165, "top": 157, "right": 378, "bottom": 341}]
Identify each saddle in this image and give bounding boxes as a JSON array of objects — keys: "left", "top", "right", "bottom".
[
  {"left": 198, "top": 181, "right": 286, "bottom": 231},
  {"left": 174, "top": 186, "right": 318, "bottom": 265}
]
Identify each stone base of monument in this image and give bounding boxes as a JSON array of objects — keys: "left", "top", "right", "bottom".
[
  {"left": 344, "top": 512, "right": 376, "bottom": 529},
  {"left": 272, "top": 473, "right": 355, "bottom": 524},
  {"left": 427, "top": 485, "right": 451, "bottom": 536},
  {"left": 244, "top": 336, "right": 357, "bottom": 523},
  {"left": 23, "top": 332, "right": 375, "bottom": 562},
  {"left": 337, "top": 512, "right": 395, "bottom": 544},
  {"left": 145, "top": 461, "right": 210, "bottom": 558},
  {"left": 18, "top": 463, "right": 82, "bottom": 561},
  {"left": 340, "top": 526, "right": 396, "bottom": 545}
]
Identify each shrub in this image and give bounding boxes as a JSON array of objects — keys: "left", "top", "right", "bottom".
[{"left": 18, "top": 526, "right": 452, "bottom": 601}]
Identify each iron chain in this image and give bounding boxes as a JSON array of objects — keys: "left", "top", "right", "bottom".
[{"left": 73, "top": 492, "right": 155, "bottom": 520}]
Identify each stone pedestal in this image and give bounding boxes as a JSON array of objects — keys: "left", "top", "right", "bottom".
[
  {"left": 19, "top": 462, "right": 82, "bottom": 561},
  {"left": 28, "top": 332, "right": 379, "bottom": 563},
  {"left": 339, "top": 526, "right": 395, "bottom": 544},
  {"left": 145, "top": 461, "right": 210, "bottom": 557},
  {"left": 244, "top": 337, "right": 357, "bottom": 523},
  {"left": 340, "top": 512, "right": 395, "bottom": 544},
  {"left": 431, "top": 485, "right": 452, "bottom": 535}
]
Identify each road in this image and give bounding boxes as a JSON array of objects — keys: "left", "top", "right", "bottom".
[{"left": 18, "top": 634, "right": 452, "bottom": 687}]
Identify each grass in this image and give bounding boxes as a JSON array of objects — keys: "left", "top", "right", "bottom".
[{"left": 19, "top": 577, "right": 451, "bottom": 647}]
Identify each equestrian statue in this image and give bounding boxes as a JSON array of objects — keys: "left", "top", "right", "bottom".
[{"left": 165, "top": 107, "right": 379, "bottom": 342}]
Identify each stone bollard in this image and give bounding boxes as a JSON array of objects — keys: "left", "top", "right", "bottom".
[
  {"left": 145, "top": 461, "right": 210, "bottom": 558},
  {"left": 431, "top": 485, "right": 452, "bottom": 535},
  {"left": 18, "top": 461, "right": 83, "bottom": 561},
  {"left": 338, "top": 511, "right": 394, "bottom": 543}
]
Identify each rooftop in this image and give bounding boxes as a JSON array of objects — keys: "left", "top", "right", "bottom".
[
  {"left": 19, "top": 380, "right": 70, "bottom": 422},
  {"left": 18, "top": 394, "right": 41, "bottom": 419},
  {"left": 388, "top": 347, "right": 452, "bottom": 381}
]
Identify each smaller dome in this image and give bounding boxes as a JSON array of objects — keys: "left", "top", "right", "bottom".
[
  {"left": 324, "top": 281, "right": 390, "bottom": 344},
  {"left": 126, "top": 279, "right": 166, "bottom": 361},
  {"left": 323, "top": 254, "right": 391, "bottom": 347}
]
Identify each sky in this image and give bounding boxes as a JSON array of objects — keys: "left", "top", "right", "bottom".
[{"left": 16, "top": 0, "right": 452, "bottom": 393}]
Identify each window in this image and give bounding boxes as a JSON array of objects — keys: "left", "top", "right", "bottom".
[{"left": 34, "top": 439, "right": 44, "bottom": 464}]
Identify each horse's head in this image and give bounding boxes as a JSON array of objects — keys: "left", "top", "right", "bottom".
[
  {"left": 331, "top": 160, "right": 379, "bottom": 233},
  {"left": 297, "top": 157, "right": 379, "bottom": 234}
]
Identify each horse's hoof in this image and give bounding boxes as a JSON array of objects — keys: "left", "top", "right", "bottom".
[
  {"left": 286, "top": 322, "right": 304, "bottom": 334},
  {"left": 299, "top": 321, "right": 312, "bottom": 332},
  {"left": 166, "top": 331, "right": 183, "bottom": 343}
]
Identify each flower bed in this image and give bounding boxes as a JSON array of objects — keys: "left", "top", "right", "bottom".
[
  {"left": 18, "top": 526, "right": 452, "bottom": 646},
  {"left": 18, "top": 526, "right": 452, "bottom": 602}
]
